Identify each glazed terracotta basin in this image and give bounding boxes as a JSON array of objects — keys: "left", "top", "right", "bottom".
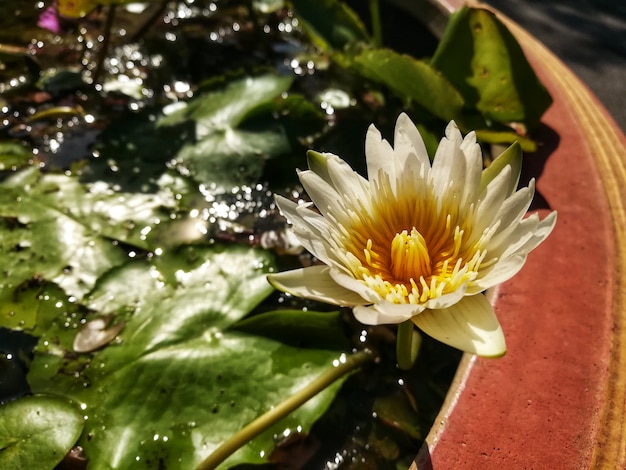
[{"left": 389, "top": 1, "right": 626, "bottom": 469}]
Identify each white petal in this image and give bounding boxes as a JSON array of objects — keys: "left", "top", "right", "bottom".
[
  {"left": 471, "top": 211, "right": 557, "bottom": 292},
  {"left": 326, "top": 154, "right": 370, "bottom": 204},
  {"left": 473, "top": 165, "right": 512, "bottom": 233},
  {"left": 422, "top": 282, "right": 468, "bottom": 310},
  {"left": 365, "top": 123, "right": 397, "bottom": 191},
  {"left": 472, "top": 221, "right": 539, "bottom": 290},
  {"left": 488, "top": 182, "right": 535, "bottom": 237},
  {"left": 275, "top": 196, "right": 334, "bottom": 265},
  {"left": 329, "top": 270, "right": 383, "bottom": 304},
  {"left": 267, "top": 266, "right": 368, "bottom": 306},
  {"left": 513, "top": 210, "right": 557, "bottom": 254},
  {"left": 430, "top": 121, "right": 467, "bottom": 202},
  {"left": 468, "top": 253, "right": 527, "bottom": 293},
  {"left": 297, "top": 170, "right": 343, "bottom": 217},
  {"left": 490, "top": 211, "right": 555, "bottom": 260},
  {"left": 411, "top": 294, "right": 506, "bottom": 357},
  {"left": 353, "top": 301, "right": 424, "bottom": 325},
  {"left": 393, "top": 113, "right": 430, "bottom": 176},
  {"left": 458, "top": 131, "right": 484, "bottom": 206}
]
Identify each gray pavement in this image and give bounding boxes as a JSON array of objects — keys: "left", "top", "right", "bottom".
[{"left": 486, "top": 0, "right": 626, "bottom": 131}]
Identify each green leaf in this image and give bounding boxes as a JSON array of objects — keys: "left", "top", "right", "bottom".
[
  {"left": 480, "top": 141, "right": 522, "bottom": 195},
  {"left": 232, "top": 309, "right": 351, "bottom": 350},
  {"left": 57, "top": 0, "right": 98, "bottom": 18},
  {"left": 0, "top": 167, "right": 176, "bottom": 309},
  {"left": 290, "top": 0, "right": 370, "bottom": 51},
  {"left": 159, "top": 74, "right": 295, "bottom": 187},
  {"left": 0, "top": 168, "right": 128, "bottom": 303},
  {"left": 57, "top": 0, "right": 162, "bottom": 18},
  {"left": 352, "top": 49, "right": 464, "bottom": 122},
  {"left": 0, "top": 280, "right": 71, "bottom": 331},
  {"left": 0, "top": 142, "right": 32, "bottom": 171},
  {"left": 0, "top": 395, "right": 84, "bottom": 470},
  {"left": 159, "top": 73, "right": 293, "bottom": 133},
  {"left": 175, "top": 127, "right": 290, "bottom": 188},
  {"left": 253, "top": 0, "right": 285, "bottom": 14},
  {"left": 475, "top": 128, "right": 536, "bottom": 152},
  {"left": 37, "top": 70, "right": 86, "bottom": 96},
  {"left": 27, "top": 245, "right": 352, "bottom": 469},
  {"left": 431, "top": 6, "right": 552, "bottom": 130}
]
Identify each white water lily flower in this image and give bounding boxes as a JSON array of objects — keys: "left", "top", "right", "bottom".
[{"left": 268, "top": 113, "right": 557, "bottom": 357}]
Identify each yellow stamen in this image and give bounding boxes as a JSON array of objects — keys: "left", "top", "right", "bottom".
[{"left": 390, "top": 228, "right": 431, "bottom": 282}]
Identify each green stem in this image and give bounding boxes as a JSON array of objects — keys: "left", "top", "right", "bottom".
[
  {"left": 195, "top": 349, "right": 374, "bottom": 470},
  {"left": 396, "top": 321, "right": 421, "bottom": 370},
  {"left": 368, "top": 0, "right": 382, "bottom": 47}
]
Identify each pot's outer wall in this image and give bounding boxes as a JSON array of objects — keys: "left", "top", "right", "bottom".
[{"left": 395, "top": 1, "right": 626, "bottom": 469}]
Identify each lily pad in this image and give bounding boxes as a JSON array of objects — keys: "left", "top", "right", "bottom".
[
  {"left": 0, "top": 394, "right": 84, "bottom": 470},
  {"left": 159, "top": 73, "right": 295, "bottom": 188},
  {"left": 0, "top": 168, "right": 127, "bottom": 303},
  {"left": 0, "top": 167, "right": 175, "bottom": 305},
  {"left": 27, "top": 245, "right": 353, "bottom": 469},
  {"left": 175, "top": 126, "right": 290, "bottom": 188}
]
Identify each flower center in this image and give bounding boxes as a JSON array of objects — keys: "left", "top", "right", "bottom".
[
  {"left": 390, "top": 228, "right": 431, "bottom": 282},
  {"left": 345, "top": 217, "right": 484, "bottom": 305}
]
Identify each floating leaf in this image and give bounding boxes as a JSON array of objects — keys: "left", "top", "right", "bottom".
[
  {"left": 0, "top": 395, "right": 84, "bottom": 470},
  {"left": 159, "top": 74, "right": 293, "bottom": 133},
  {"left": 0, "top": 168, "right": 127, "bottom": 302},
  {"left": 27, "top": 245, "right": 352, "bottom": 469},
  {"left": 0, "top": 280, "right": 67, "bottom": 331},
  {"left": 159, "top": 73, "right": 295, "bottom": 187},
  {"left": 0, "top": 167, "right": 175, "bottom": 305},
  {"left": 175, "top": 126, "right": 290, "bottom": 187}
]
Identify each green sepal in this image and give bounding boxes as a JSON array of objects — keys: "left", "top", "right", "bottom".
[{"left": 480, "top": 141, "right": 522, "bottom": 195}]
